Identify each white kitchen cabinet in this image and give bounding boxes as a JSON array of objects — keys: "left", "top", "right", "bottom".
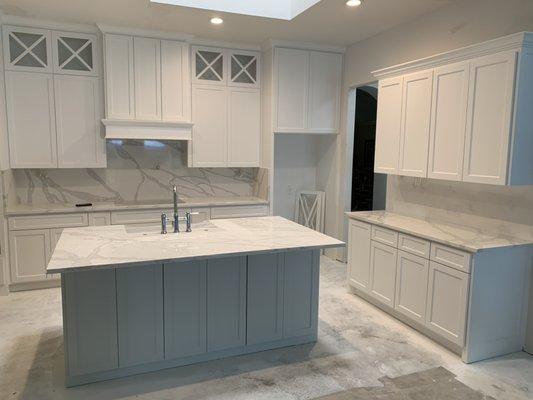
[
  {"left": 104, "top": 34, "right": 134, "bottom": 119},
  {"left": 161, "top": 40, "right": 190, "bottom": 122},
  {"left": 307, "top": 51, "right": 342, "bottom": 132},
  {"left": 398, "top": 70, "right": 433, "bottom": 177},
  {"left": 192, "top": 46, "right": 226, "bottom": 85},
  {"left": 133, "top": 37, "right": 161, "bottom": 121},
  {"left": 191, "top": 85, "right": 227, "bottom": 167},
  {"left": 274, "top": 48, "right": 342, "bottom": 134},
  {"left": 228, "top": 87, "right": 260, "bottom": 166},
  {"left": 428, "top": 62, "right": 469, "bottom": 181},
  {"left": 462, "top": 51, "right": 517, "bottom": 185},
  {"left": 2, "top": 25, "right": 52, "bottom": 73},
  {"left": 368, "top": 241, "right": 398, "bottom": 307},
  {"left": 54, "top": 75, "right": 105, "bottom": 167},
  {"left": 275, "top": 48, "right": 309, "bottom": 132},
  {"left": 426, "top": 261, "right": 469, "bottom": 346},
  {"left": 228, "top": 49, "right": 260, "bottom": 88},
  {"left": 52, "top": 31, "right": 97, "bottom": 76},
  {"left": 347, "top": 219, "right": 371, "bottom": 292},
  {"left": 395, "top": 250, "right": 429, "bottom": 323},
  {"left": 9, "top": 229, "right": 51, "bottom": 283},
  {"left": 5, "top": 71, "right": 57, "bottom": 168},
  {"left": 374, "top": 77, "right": 403, "bottom": 174}
]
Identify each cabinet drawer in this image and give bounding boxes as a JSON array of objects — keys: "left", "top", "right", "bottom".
[
  {"left": 9, "top": 213, "right": 88, "bottom": 230},
  {"left": 111, "top": 209, "right": 172, "bottom": 225},
  {"left": 430, "top": 243, "right": 471, "bottom": 273},
  {"left": 210, "top": 205, "right": 269, "bottom": 219},
  {"left": 398, "top": 233, "right": 430, "bottom": 258},
  {"left": 371, "top": 225, "right": 398, "bottom": 247}
]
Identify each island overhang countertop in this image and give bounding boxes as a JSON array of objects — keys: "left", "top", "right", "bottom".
[{"left": 47, "top": 216, "right": 345, "bottom": 273}]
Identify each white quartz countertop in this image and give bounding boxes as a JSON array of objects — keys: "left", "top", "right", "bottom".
[
  {"left": 6, "top": 196, "right": 268, "bottom": 216},
  {"left": 47, "top": 216, "right": 344, "bottom": 273},
  {"left": 346, "top": 211, "right": 533, "bottom": 253}
]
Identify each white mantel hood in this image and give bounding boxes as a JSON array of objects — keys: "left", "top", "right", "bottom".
[{"left": 102, "top": 119, "right": 193, "bottom": 141}]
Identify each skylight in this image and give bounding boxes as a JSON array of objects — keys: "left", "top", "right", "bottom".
[{"left": 150, "top": 0, "right": 323, "bottom": 20}]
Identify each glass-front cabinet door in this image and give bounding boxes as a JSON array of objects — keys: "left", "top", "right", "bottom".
[
  {"left": 192, "top": 46, "right": 226, "bottom": 85},
  {"left": 3, "top": 25, "right": 52, "bottom": 72},
  {"left": 228, "top": 50, "right": 260, "bottom": 88},
  {"left": 52, "top": 31, "right": 98, "bottom": 76}
]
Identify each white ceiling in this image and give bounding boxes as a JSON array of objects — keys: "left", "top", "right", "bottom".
[{"left": 0, "top": 0, "right": 457, "bottom": 46}]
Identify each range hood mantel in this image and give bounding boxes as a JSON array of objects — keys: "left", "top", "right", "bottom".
[{"left": 102, "top": 119, "right": 193, "bottom": 141}]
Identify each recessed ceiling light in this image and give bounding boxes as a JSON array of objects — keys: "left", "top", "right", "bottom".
[
  {"left": 210, "top": 17, "right": 223, "bottom": 25},
  {"left": 346, "top": 0, "right": 362, "bottom": 6}
]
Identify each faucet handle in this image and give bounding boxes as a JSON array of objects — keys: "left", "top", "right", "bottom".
[{"left": 185, "top": 211, "right": 199, "bottom": 232}]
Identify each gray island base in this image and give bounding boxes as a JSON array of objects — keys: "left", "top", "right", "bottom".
[{"left": 51, "top": 217, "right": 344, "bottom": 386}]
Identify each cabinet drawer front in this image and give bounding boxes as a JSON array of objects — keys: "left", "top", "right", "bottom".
[
  {"left": 9, "top": 213, "right": 88, "bottom": 230},
  {"left": 371, "top": 225, "right": 398, "bottom": 247},
  {"left": 210, "top": 205, "right": 268, "bottom": 219},
  {"left": 111, "top": 209, "right": 172, "bottom": 225},
  {"left": 430, "top": 243, "right": 471, "bottom": 272},
  {"left": 398, "top": 234, "right": 430, "bottom": 258}
]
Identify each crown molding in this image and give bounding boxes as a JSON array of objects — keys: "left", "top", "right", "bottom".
[
  {"left": 190, "top": 38, "right": 261, "bottom": 51},
  {"left": 97, "top": 24, "right": 194, "bottom": 42},
  {"left": 1, "top": 14, "right": 98, "bottom": 34},
  {"left": 265, "top": 39, "right": 346, "bottom": 54},
  {"left": 373, "top": 31, "right": 533, "bottom": 79}
]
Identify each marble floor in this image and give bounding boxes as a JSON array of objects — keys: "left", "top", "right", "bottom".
[{"left": 0, "top": 257, "right": 532, "bottom": 400}]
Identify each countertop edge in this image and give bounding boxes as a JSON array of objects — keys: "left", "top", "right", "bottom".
[{"left": 47, "top": 242, "right": 345, "bottom": 274}]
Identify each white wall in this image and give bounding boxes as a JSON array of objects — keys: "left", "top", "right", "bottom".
[{"left": 329, "top": 0, "right": 533, "bottom": 257}]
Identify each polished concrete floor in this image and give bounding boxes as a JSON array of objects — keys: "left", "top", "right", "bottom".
[{"left": 0, "top": 257, "right": 532, "bottom": 400}]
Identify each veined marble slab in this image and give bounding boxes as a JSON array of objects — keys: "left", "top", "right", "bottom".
[
  {"left": 6, "top": 196, "right": 268, "bottom": 216},
  {"left": 347, "top": 211, "right": 533, "bottom": 253},
  {"left": 47, "top": 216, "right": 344, "bottom": 273}
]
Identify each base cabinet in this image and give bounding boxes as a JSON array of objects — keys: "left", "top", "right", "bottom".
[
  {"left": 368, "top": 241, "right": 397, "bottom": 307},
  {"left": 426, "top": 261, "right": 468, "bottom": 345},
  {"left": 9, "top": 229, "right": 51, "bottom": 283},
  {"left": 394, "top": 250, "right": 429, "bottom": 323}
]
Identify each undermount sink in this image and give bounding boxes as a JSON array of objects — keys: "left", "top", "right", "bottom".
[{"left": 124, "top": 225, "right": 162, "bottom": 235}]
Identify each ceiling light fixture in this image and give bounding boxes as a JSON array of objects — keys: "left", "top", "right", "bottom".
[
  {"left": 210, "top": 17, "right": 223, "bottom": 25},
  {"left": 346, "top": 0, "right": 362, "bottom": 7}
]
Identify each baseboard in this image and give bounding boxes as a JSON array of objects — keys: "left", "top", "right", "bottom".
[{"left": 9, "top": 279, "right": 61, "bottom": 292}]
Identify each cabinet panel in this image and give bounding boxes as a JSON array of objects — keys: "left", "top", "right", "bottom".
[
  {"left": 428, "top": 62, "right": 469, "bottom": 181},
  {"left": 3, "top": 25, "right": 52, "bottom": 73},
  {"left": 54, "top": 75, "right": 105, "bottom": 168},
  {"left": 307, "top": 51, "right": 342, "bottom": 132},
  {"left": 283, "top": 250, "right": 319, "bottom": 338},
  {"left": 371, "top": 225, "right": 398, "bottom": 247},
  {"left": 164, "top": 260, "right": 207, "bottom": 359},
  {"left": 463, "top": 51, "right": 517, "bottom": 185},
  {"left": 88, "top": 212, "right": 111, "bottom": 226},
  {"left": 398, "top": 233, "right": 430, "bottom": 258},
  {"left": 398, "top": 70, "right": 433, "bottom": 177},
  {"left": 49, "top": 228, "right": 63, "bottom": 280},
  {"left": 275, "top": 48, "right": 309, "bottom": 132},
  {"left": 247, "top": 253, "right": 284, "bottom": 345},
  {"left": 161, "top": 40, "right": 190, "bottom": 122},
  {"left": 6, "top": 71, "right": 57, "bottom": 168},
  {"left": 228, "top": 87, "right": 260, "bottom": 167},
  {"left": 395, "top": 250, "right": 429, "bottom": 323},
  {"left": 116, "top": 264, "right": 164, "bottom": 367},
  {"left": 375, "top": 77, "right": 403, "bottom": 174},
  {"left": 369, "top": 241, "right": 397, "bottom": 307},
  {"left": 192, "top": 85, "right": 227, "bottom": 166},
  {"left": 52, "top": 31, "right": 97, "bottom": 76},
  {"left": 193, "top": 46, "right": 225, "bottom": 85},
  {"left": 210, "top": 204, "right": 268, "bottom": 219},
  {"left": 64, "top": 269, "right": 118, "bottom": 376},
  {"left": 426, "top": 261, "right": 469, "bottom": 345},
  {"left": 228, "top": 50, "right": 260, "bottom": 88},
  {"left": 104, "top": 34, "right": 134, "bottom": 119},
  {"left": 9, "top": 229, "right": 51, "bottom": 283},
  {"left": 207, "top": 257, "right": 246, "bottom": 351},
  {"left": 134, "top": 37, "right": 161, "bottom": 121},
  {"left": 347, "top": 220, "right": 371, "bottom": 291}
]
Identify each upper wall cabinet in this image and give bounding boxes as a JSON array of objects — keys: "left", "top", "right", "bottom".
[
  {"left": 102, "top": 32, "right": 191, "bottom": 140},
  {"left": 190, "top": 46, "right": 261, "bottom": 168},
  {"left": 3, "top": 25, "right": 106, "bottom": 169},
  {"left": 273, "top": 47, "right": 342, "bottom": 134},
  {"left": 373, "top": 32, "right": 533, "bottom": 185}
]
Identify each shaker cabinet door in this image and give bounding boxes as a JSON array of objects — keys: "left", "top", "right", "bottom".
[
  {"left": 9, "top": 229, "right": 51, "bottom": 283},
  {"left": 228, "top": 87, "right": 260, "bottom": 167},
  {"left": 104, "top": 34, "right": 134, "bottom": 119},
  {"left": 394, "top": 250, "right": 429, "bottom": 323},
  {"left": 347, "top": 220, "right": 371, "bottom": 292},
  {"left": 368, "top": 241, "right": 397, "bottom": 307},
  {"left": 133, "top": 37, "right": 161, "bottom": 121}
]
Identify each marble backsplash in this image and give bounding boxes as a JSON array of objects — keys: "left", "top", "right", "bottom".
[
  {"left": 386, "top": 176, "right": 533, "bottom": 240},
  {"left": 3, "top": 140, "right": 269, "bottom": 208}
]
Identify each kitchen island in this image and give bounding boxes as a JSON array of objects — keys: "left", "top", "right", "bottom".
[{"left": 48, "top": 216, "right": 344, "bottom": 386}]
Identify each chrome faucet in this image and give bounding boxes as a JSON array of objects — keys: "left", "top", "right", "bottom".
[{"left": 161, "top": 185, "right": 198, "bottom": 234}]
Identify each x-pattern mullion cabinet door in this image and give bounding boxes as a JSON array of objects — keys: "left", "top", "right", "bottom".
[
  {"left": 3, "top": 25, "right": 52, "bottom": 73},
  {"left": 52, "top": 31, "right": 98, "bottom": 76},
  {"left": 227, "top": 50, "right": 260, "bottom": 88},
  {"left": 192, "top": 46, "right": 226, "bottom": 86}
]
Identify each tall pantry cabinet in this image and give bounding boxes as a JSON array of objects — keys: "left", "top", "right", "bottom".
[{"left": 3, "top": 25, "right": 106, "bottom": 168}]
